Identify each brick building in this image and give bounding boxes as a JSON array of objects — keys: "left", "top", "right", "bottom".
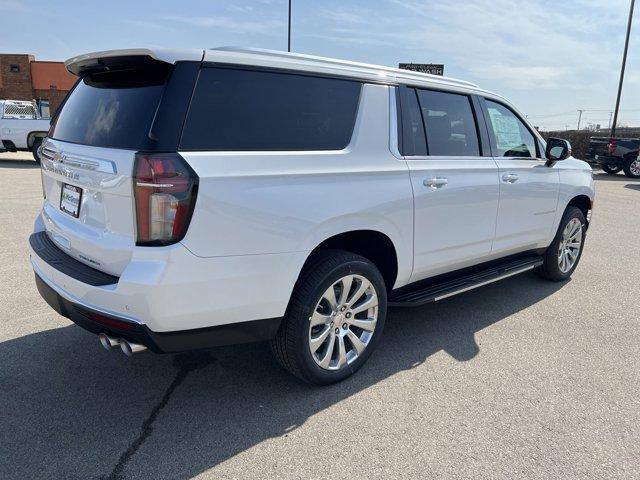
[{"left": 0, "top": 54, "right": 76, "bottom": 118}]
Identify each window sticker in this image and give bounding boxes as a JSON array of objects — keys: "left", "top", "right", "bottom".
[{"left": 488, "top": 108, "right": 522, "bottom": 151}]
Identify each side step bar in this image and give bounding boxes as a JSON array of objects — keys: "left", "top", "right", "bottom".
[{"left": 389, "top": 256, "right": 544, "bottom": 307}]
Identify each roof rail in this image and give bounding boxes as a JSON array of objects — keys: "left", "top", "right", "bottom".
[{"left": 210, "top": 46, "right": 479, "bottom": 89}]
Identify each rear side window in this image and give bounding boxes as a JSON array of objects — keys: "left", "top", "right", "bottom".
[
  {"left": 485, "top": 100, "right": 537, "bottom": 158},
  {"left": 399, "top": 88, "right": 427, "bottom": 156},
  {"left": 180, "top": 68, "right": 362, "bottom": 151},
  {"left": 50, "top": 66, "right": 170, "bottom": 149},
  {"left": 416, "top": 89, "right": 480, "bottom": 157}
]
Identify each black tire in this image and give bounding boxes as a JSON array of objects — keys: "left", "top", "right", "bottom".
[
  {"left": 535, "top": 206, "right": 586, "bottom": 282},
  {"left": 601, "top": 164, "right": 622, "bottom": 175},
  {"left": 31, "top": 138, "right": 43, "bottom": 164},
  {"left": 271, "top": 249, "right": 387, "bottom": 385},
  {"left": 622, "top": 156, "right": 640, "bottom": 178}
]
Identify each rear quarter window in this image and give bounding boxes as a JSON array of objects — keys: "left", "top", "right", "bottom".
[{"left": 180, "top": 68, "right": 362, "bottom": 151}]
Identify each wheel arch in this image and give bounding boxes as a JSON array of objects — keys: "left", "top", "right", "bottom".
[
  {"left": 27, "top": 131, "right": 47, "bottom": 148},
  {"left": 301, "top": 230, "right": 399, "bottom": 292},
  {"left": 566, "top": 194, "right": 592, "bottom": 228}
]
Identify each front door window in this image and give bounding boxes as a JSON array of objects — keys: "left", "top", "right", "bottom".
[{"left": 486, "top": 100, "right": 537, "bottom": 158}]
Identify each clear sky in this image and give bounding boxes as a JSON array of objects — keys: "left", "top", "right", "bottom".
[{"left": 1, "top": 0, "right": 638, "bottom": 130}]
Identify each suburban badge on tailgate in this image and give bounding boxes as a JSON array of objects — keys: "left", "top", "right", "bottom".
[{"left": 78, "top": 254, "right": 101, "bottom": 267}]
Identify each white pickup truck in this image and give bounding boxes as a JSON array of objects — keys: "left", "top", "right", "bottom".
[{"left": 0, "top": 100, "right": 50, "bottom": 163}]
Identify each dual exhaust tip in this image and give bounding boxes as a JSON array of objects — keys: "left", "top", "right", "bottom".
[{"left": 98, "top": 333, "right": 147, "bottom": 356}]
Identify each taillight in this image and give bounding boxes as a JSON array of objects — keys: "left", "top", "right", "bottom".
[
  {"left": 133, "top": 153, "right": 198, "bottom": 246},
  {"left": 607, "top": 138, "right": 616, "bottom": 155}
]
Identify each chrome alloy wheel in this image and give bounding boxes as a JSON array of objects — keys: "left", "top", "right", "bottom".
[
  {"left": 630, "top": 159, "right": 640, "bottom": 176},
  {"left": 558, "top": 218, "right": 583, "bottom": 273},
  {"left": 308, "top": 274, "right": 378, "bottom": 370}
]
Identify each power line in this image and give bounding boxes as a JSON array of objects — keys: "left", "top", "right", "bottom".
[
  {"left": 527, "top": 111, "right": 575, "bottom": 118},
  {"left": 582, "top": 108, "right": 640, "bottom": 112},
  {"left": 527, "top": 108, "right": 640, "bottom": 119}
]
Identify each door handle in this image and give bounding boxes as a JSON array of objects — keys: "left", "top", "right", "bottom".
[
  {"left": 502, "top": 173, "right": 519, "bottom": 183},
  {"left": 423, "top": 177, "right": 448, "bottom": 189}
]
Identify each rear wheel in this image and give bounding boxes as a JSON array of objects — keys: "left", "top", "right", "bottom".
[
  {"left": 601, "top": 164, "right": 622, "bottom": 175},
  {"left": 623, "top": 156, "right": 640, "bottom": 178},
  {"left": 271, "top": 250, "right": 387, "bottom": 385},
  {"left": 535, "top": 206, "right": 586, "bottom": 282},
  {"left": 31, "top": 138, "right": 43, "bottom": 164}
]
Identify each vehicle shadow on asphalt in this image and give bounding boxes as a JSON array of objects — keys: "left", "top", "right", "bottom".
[
  {"left": 0, "top": 273, "right": 565, "bottom": 479},
  {"left": 593, "top": 173, "right": 640, "bottom": 182},
  {"left": 0, "top": 159, "right": 39, "bottom": 169}
]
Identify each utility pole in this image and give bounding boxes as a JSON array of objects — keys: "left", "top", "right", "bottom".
[
  {"left": 611, "top": 0, "right": 635, "bottom": 137},
  {"left": 577, "top": 110, "right": 584, "bottom": 130},
  {"left": 608, "top": 111, "right": 613, "bottom": 130},
  {"left": 287, "top": 0, "right": 292, "bottom": 52}
]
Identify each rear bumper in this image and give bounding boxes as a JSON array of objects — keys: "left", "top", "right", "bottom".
[
  {"left": 34, "top": 271, "right": 281, "bottom": 353},
  {"left": 29, "top": 224, "right": 307, "bottom": 350}
]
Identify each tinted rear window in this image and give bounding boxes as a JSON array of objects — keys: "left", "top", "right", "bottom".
[
  {"left": 50, "top": 67, "right": 169, "bottom": 149},
  {"left": 180, "top": 68, "right": 362, "bottom": 151},
  {"left": 417, "top": 89, "right": 480, "bottom": 157}
]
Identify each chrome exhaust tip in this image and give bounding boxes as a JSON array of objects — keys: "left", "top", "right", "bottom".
[
  {"left": 99, "top": 333, "right": 120, "bottom": 350},
  {"left": 120, "top": 340, "right": 148, "bottom": 357}
]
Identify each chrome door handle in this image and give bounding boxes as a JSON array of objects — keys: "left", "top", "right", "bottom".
[
  {"left": 502, "top": 173, "right": 519, "bottom": 183},
  {"left": 423, "top": 177, "right": 448, "bottom": 189}
]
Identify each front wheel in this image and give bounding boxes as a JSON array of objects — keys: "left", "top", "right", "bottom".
[
  {"left": 601, "top": 164, "right": 622, "bottom": 175},
  {"left": 623, "top": 156, "right": 640, "bottom": 178},
  {"left": 536, "top": 206, "right": 586, "bottom": 282},
  {"left": 271, "top": 250, "right": 387, "bottom": 385}
]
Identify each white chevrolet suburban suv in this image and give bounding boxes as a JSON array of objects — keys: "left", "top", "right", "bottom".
[{"left": 30, "top": 47, "right": 594, "bottom": 384}]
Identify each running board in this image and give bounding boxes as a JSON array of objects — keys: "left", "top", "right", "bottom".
[{"left": 388, "top": 256, "right": 544, "bottom": 307}]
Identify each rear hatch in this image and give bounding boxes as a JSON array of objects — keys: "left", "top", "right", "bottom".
[{"left": 39, "top": 51, "right": 201, "bottom": 276}]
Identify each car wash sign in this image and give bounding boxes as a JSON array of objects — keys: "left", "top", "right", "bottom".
[{"left": 398, "top": 63, "right": 444, "bottom": 76}]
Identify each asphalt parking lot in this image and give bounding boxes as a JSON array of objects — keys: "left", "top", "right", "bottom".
[{"left": 0, "top": 152, "right": 638, "bottom": 480}]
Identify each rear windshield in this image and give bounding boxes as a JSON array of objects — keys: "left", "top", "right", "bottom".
[{"left": 50, "top": 67, "right": 169, "bottom": 149}]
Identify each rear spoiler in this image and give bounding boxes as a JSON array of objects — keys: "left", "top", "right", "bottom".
[{"left": 65, "top": 48, "right": 204, "bottom": 76}]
